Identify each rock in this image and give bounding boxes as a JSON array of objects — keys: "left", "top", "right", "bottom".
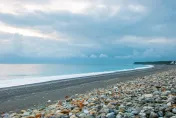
[
  {"left": 139, "top": 112, "right": 146, "bottom": 117},
  {"left": 131, "top": 110, "right": 140, "bottom": 115},
  {"left": 27, "top": 115, "right": 35, "bottom": 118},
  {"left": 171, "top": 116, "right": 176, "bottom": 118},
  {"left": 48, "top": 100, "right": 52, "bottom": 103},
  {"left": 100, "top": 108, "right": 109, "bottom": 114},
  {"left": 35, "top": 113, "right": 42, "bottom": 118},
  {"left": 116, "top": 114, "right": 122, "bottom": 118},
  {"left": 70, "top": 114, "right": 78, "bottom": 118},
  {"left": 21, "top": 110, "right": 26, "bottom": 113},
  {"left": 153, "top": 91, "right": 161, "bottom": 95},
  {"left": 171, "top": 96, "right": 176, "bottom": 104},
  {"left": 22, "top": 112, "right": 31, "bottom": 116},
  {"left": 10, "top": 113, "right": 17, "bottom": 117},
  {"left": 83, "top": 109, "right": 89, "bottom": 114},
  {"left": 162, "top": 91, "right": 171, "bottom": 96},
  {"left": 157, "top": 111, "right": 163, "bottom": 117},
  {"left": 86, "top": 115, "right": 95, "bottom": 118},
  {"left": 61, "top": 109, "right": 70, "bottom": 114},
  {"left": 126, "top": 102, "right": 132, "bottom": 106},
  {"left": 165, "top": 112, "right": 175, "bottom": 117},
  {"left": 149, "top": 112, "right": 158, "bottom": 118},
  {"left": 143, "top": 94, "right": 153, "bottom": 98},
  {"left": 99, "top": 113, "right": 106, "bottom": 118},
  {"left": 167, "top": 102, "right": 172, "bottom": 107},
  {"left": 171, "top": 88, "right": 176, "bottom": 94},
  {"left": 106, "top": 112, "right": 115, "bottom": 118},
  {"left": 172, "top": 108, "right": 176, "bottom": 114},
  {"left": 165, "top": 107, "right": 172, "bottom": 112},
  {"left": 1, "top": 113, "right": 10, "bottom": 118},
  {"left": 79, "top": 113, "right": 87, "bottom": 118}
]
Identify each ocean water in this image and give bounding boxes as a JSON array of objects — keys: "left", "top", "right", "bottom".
[{"left": 0, "top": 64, "right": 153, "bottom": 88}]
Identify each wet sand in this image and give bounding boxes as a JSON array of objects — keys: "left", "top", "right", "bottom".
[{"left": 0, "top": 65, "right": 175, "bottom": 112}]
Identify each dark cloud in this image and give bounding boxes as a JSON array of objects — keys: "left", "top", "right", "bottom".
[{"left": 0, "top": 0, "right": 176, "bottom": 62}]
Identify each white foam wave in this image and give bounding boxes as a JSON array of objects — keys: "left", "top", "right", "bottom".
[{"left": 0, "top": 65, "right": 154, "bottom": 88}]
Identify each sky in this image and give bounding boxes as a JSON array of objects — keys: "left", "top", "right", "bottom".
[{"left": 0, "top": 0, "right": 175, "bottom": 63}]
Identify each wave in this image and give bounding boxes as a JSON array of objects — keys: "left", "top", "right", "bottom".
[{"left": 0, "top": 65, "right": 154, "bottom": 88}]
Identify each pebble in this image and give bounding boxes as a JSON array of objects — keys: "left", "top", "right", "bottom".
[
  {"left": 22, "top": 112, "right": 31, "bottom": 116},
  {"left": 131, "top": 110, "right": 140, "bottom": 115},
  {"left": 172, "top": 108, "right": 176, "bottom": 114},
  {"left": 106, "top": 112, "right": 115, "bottom": 118},
  {"left": 157, "top": 111, "right": 164, "bottom": 117},
  {"left": 167, "top": 102, "right": 172, "bottom": 107},
  {"left": 5, "top": 69, "right": 176, "bottom": 118},
  {"left": 143, "top": 94, "right": 153, "bottom": 98},
  {"left": 1, "top": 113, "right": 10, "bottom": 118},
  {"left": 83, "top": 109, "right": 89, "bottom": 114},
  {"left": 116, "top": 114, "right": 122, "bottom": 118},
  {"left": 165, "top": 112, "right": 175, "bottom": 117},
  {"left": 48, "top": 100, "right": 52, "bottom": 103},
  {"left": 149, "top": 112, "right": 158, "bottom": 118}
]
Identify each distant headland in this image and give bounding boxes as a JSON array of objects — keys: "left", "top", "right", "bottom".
[{"left": 134, "top": 61, "right": 176, "bottom": 65}]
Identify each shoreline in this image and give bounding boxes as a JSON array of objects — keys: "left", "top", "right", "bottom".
[
  {"left": 0, "top": 65, "right": 153, "bottom": 89},
  {"left": 0, "top": 65, "right": 176, "bottom": 112}
]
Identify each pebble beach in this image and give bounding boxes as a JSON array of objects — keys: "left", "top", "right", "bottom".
[{"left": 1, "top": 69, "right": 176, "bottom": 118}]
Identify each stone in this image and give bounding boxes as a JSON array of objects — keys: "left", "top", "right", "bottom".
[
  {"left": 99, "top": 113, "right": 106, "bottom": 118},
  {"left": 167, "top": 102, "right": 172, "bottom": 107},
  {"left": 22, "top": 112, "right": 31, "bottom": 116},
  {"left": 1, "top": 113, "right": 10, "bottom": 118},
  {"left": 21, "top": 110, "right": 27, "bottom": 113},
  {"left": 106, "top": 112, "right": 115, "bottom": 118},
  {"left": 83, "top": 109, "right": 89, "bottom": 114},
  {"left": 10, "top": 113, "right": 17, "bottom": 117},
  {"left": 153, "top": 91, "right": 161, "bottom": 95},
  {"left": 165, "top": 112, "right": 175, "bottom": 117},
  {"left": 79, "top": 113, "right": 87, "bottom": 118},
  {"left": 172, "top": 108, "right": 176, "bottom": 114},
  {"left": 131, "top": 110, "right": 140, "bottom": 115},
  {"left": 27, "top": 115, "right": 35, "bottom": 118},
  {"left": 86, "top": 115, "right": 95, "bottom": 118},
  {"left": 126, "top": 102, "right": 132, "bottom": 106},
  {"left": 157, "top": 111, "right": 163, "bottom": 117},
  {"left": 48, "top": 100, "right": 52, "bottom": 103},
  {"left": 139, "top": 112, "right": 146, "bottom": 117},
  {"left": 116, "top": 114, "right": 122, "bottom": 118},
  {"left": 70, "top": 115, "right": 78, "bottom": 118},
  {"left": 149, "top": 112, "right": 158, "bottom": 118},
  {"left": 143, "top": 94, "right": 153, "bottom": 98},
  {"left": 162, "top": 91, "right": 171, "bottom": 96}
]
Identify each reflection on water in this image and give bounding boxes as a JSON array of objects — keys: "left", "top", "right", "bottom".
[
  {"left": 0, "top": 64, "right": 42, "bottom": 80},
  {"left": 0, "top": 64, "right": 144, "bottom": 80}
]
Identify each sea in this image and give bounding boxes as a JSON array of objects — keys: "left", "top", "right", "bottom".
[{"left": 0, "top": 64, "right": 153, "bottom": 88}]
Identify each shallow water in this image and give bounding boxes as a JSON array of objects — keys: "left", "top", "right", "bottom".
[{"left": 0, "top": 64, "right": 152, "bottom": 88}]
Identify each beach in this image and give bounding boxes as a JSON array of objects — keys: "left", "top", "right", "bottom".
[{"left": 0, "top": 65, "right": 176, "bottom": 118}]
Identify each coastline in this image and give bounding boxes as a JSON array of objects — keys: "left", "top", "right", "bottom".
[
  {"left": 0, "top": 65, "right": 153, "bottom": 89},
  {"left": 0, "top": 65, "right": 175, "bottom": 112}
]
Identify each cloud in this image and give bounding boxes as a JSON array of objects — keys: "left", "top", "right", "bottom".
[
  {"left": 0, "top": 22, "right": 63, "bottom": 40},
  {"left": 0, "top": 0, "right": 148, "bottom": 18},
  {"left": 115, "top": 55, "right": 131, "bottom": 59},
  {"left": 115, "top": 48, "right": 166, "bottom": 59},
  {"left": 99, "top": 54, "right": 108, "bottom": 58},
  {"left": 0, "top": 0, "right": 176, "bottom": 62},
  {"left": 90, "top": 54, "right": 97, "bottom": 58},
  {"left": 127, "top": 4, "right": 146, "bottom": 13},
  {"left": 115, "top": 36, "right": 176, "bottom": 48}
]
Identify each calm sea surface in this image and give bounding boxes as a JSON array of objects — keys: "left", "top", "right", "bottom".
[
  {"left": 0, "top": 64, "right": 147, "bottom": 80},
  {"left": 0, "top": 64, "right": 151, "bottom": 88}
]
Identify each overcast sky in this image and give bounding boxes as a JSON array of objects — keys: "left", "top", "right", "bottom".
[{"left": 0, "top": 0, "right": 175, "bottom": 63}]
